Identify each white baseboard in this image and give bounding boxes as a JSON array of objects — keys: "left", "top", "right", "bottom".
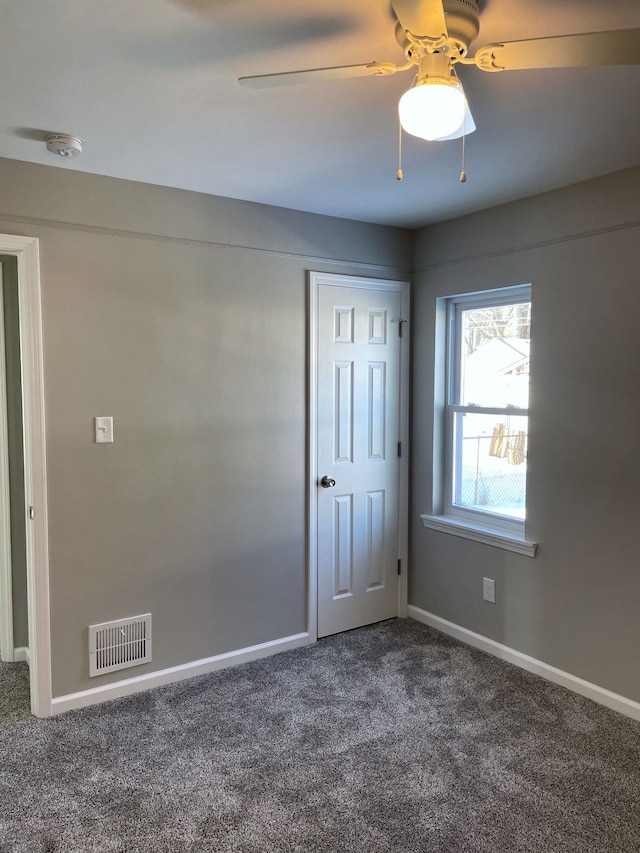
[
  {"left": 51, "top": 631, "right": 310, "bottom": 715},
  {"left": 13, "top": 646, "right": 30, "bottom": 665},
  {"left": 408, "top": 605, "right": 640, "bottom": 723}
]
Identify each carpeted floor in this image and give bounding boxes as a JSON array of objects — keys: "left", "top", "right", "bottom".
[
  {"left": 1, "top": 619, "right": 640, "bottom": 852},
  {"left": 0, "top": 660, "right": 30, "bottom": 722}
]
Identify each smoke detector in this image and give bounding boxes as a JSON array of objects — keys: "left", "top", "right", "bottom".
[{"left": 45, "top": 133, "right": 83, "bottom": 158}]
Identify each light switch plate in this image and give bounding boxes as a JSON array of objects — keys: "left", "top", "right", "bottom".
[{"left": 95, "top": 416, "right": 114, "bottom": 444}]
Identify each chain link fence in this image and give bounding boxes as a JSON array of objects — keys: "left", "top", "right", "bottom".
[{"left": 459, "top": 431, "right": 527, "bottom": 514}]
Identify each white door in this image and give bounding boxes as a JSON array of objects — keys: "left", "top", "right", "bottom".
[{"left": 315, "top": 278, "right": 405, "bottom": 638}]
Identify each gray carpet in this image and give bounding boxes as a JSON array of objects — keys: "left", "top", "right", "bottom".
[
  {"left": 0, "top": 660, "right": 30, "bottom": 722},
  {"left": 1, "top": 620, "right": 640, "bottom": 852}
]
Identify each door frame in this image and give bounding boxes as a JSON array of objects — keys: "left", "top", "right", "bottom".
[
  {"left": 0, "top": 261, "right": 14, "bottom": 662},
  {"left": 308, "top": 271, "right": 410, "bottom": 643},
  {"left": 0, "top": 235, "right": 51, "bottom": 717}
]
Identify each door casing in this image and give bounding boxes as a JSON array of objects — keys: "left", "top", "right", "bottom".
[
  {"left": 0, "top": 261, "right": 14, "bottom": 662},
  {"left": 308, "top": 271, "right": 410, "bottom": 643},
  {"left": 0, "top": 235, "right": 50, "bottom": 717}
]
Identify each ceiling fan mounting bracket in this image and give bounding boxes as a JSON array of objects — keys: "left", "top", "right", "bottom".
[
  {"left": 394, "top": 0, "right": 480, "bottom": 63},
  {"left": 416, "top": 51, "right": 456, "bottom": 83}
]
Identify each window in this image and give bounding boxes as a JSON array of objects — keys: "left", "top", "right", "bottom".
[{"left": 442, "top": 285, "right": 531, "bottom": 536}]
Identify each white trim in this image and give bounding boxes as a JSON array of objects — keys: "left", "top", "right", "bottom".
[
  {"left": 13, "top": 645, "right": 29, "bottom": 665},
  {"left": 308, "top": 279, "right": 319, "bottom": 644},
  {"left": 408, "top": 605, "right": 640, "bottom": 722},
  {"left": 308, "top": 272, "right": 410, "bottom": 640},
  {"left": 0, "top": 235, "right": 51, "bottom": 718},
  {"left": 0, "top": 262, "right": 14, "bottom": 662},
  {"left": 441, "top": 284, "right": 531, "bottom": 537},
  {"left": 51, "top": 631, "right": 310, "bottom": 715},
  {"left": 397, "top": 281, "right": 410, "bottom": 617},
  {"left": 420, "top": 514, "right": 537, "bottom": 557}
]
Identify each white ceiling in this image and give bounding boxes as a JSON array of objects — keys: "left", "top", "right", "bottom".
[{"left": 1, "top": 0, "right": 638, "bottom": 228}]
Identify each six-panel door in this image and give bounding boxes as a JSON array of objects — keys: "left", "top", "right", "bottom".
[{"left": 317, "top": 284, "right": 401, "bottom": 637}]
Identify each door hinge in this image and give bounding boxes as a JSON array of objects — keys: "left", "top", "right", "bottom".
[
  {"left": 397, "top": 441, "right": 402, "bottom": 458},
  {"left": 28, "top": 506, "right": 35, "bottom": 520},
  {"left": 399, "top": 319, "right": 406, "bottom": 338},
  {"left": 397, "top": 559, "right": 401, "bottom": 576}
]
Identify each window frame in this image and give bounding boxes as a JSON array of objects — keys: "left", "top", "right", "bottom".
[{"left": 443, "top": 284, "right": 531, "bottom": 535}]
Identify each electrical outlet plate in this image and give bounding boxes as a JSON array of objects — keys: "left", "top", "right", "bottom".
[{"left": 483, "top": 577, "right": 496, "bottom": 603}]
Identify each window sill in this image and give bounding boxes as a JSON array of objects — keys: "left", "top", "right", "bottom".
[{"left": 420, "top": 514, "right": 537, "bottom": 557}]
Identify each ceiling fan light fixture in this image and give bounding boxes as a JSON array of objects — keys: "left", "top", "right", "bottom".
[
  {"left": 432, "top": 81, "right": 476, "bottom": 141},
  {"left": 398, "top": 78, "right": 466, "bottom": 141}
]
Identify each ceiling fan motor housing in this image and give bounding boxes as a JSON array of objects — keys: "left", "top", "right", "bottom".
[{"left": 396, "top": 0, "right": 480, "bottom": 60}]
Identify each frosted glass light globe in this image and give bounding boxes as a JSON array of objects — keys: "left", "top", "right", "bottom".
[{"left": 398, "top": 80, "right": 466, "bottom": 141}]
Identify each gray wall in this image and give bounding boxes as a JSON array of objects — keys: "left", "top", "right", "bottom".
[
  {"left": 0, "top": 157, "right": 410, "bottom": 697},
  {"left": 4, "top": 153, "right": 639, "bottom": 706},
  {"left": 411, "top": 166, "right": 640, "bottom": 701},
  {"left": 1, "top": 255, "right": 28, "bottom": 650}
]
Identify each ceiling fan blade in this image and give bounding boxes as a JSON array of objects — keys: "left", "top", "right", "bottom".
[
  {"left": 239, "top": 62, "right": 402, "bottom": 88},
  {"left": 391, "top": 0, "right": 448, "bottom": 41},
  {"left": 473, "top": 28, "right": 640, "bottom": 72}
]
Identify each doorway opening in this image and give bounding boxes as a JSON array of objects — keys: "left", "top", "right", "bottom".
[
  {"left": 0, "top": 255, "right": 27, "bottom": 663},
  {"left": 0, "top": 255, "right": 31, "bottom": 719}
]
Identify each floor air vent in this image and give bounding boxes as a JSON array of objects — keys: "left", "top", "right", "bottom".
[{"left": 89, "top": 614, "right": 152, "bottom": 677}]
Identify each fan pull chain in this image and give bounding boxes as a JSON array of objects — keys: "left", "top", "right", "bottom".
[
  {"left": 460, "top": 112, "right": 467, "bottom": 183},
  {"left": 397, "top": 73, "right": 418, "bottom": 182}
]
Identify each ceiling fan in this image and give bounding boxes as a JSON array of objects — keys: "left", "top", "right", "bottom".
[{"left": 239, "top": 0, "right": 640, "bottom": 144}]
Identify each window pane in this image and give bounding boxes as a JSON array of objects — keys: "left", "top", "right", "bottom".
[
  {"left": 453, "top": 412, "right": 528, "bottom": 519},
  {"left": 459, "top": 302, "right": 530, "bottom": 407}
]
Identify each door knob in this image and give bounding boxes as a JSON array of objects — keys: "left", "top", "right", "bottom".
[{"left": 320, "top": 475, "right": 336, "bottom": 488}]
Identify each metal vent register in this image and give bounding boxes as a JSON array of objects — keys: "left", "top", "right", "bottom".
[{"left": 89, "top": 614, "right": 152, "bottom": 677}]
